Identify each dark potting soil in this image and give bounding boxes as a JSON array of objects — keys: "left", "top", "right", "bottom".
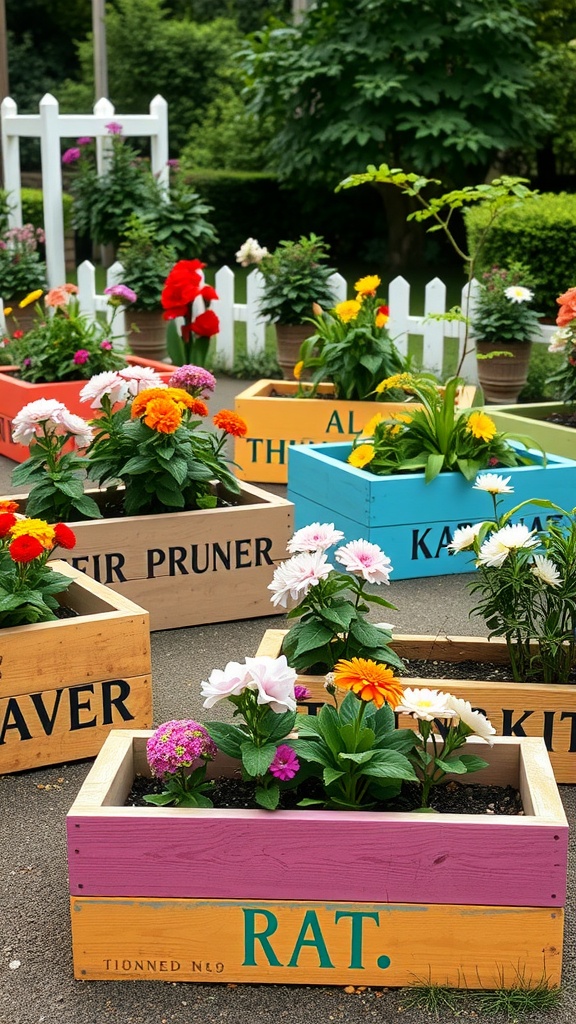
[
  {"left": 402, "top": 658, "right": 516, "bottom": 682},
  {"left": 545, "top": 411, "right": 576, "bottom": 428},
  {"left": 126, "top": 773, "right": 523, "bottom": 816},
  {"left": 55, "top": 605, "right": 79, "bottom": 619}
]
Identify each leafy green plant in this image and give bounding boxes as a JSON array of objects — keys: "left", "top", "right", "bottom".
[
  {"left": 240, "top": 234, "right": 338, "bottom": 325},
  {"left": 117, "top": 217, "right": 176, "bottom": 311},
  {"left": 0, "top": 508, "right": 78, "bottom": 628},
  {"left": 471, "top": 264, "right": 543, "bottom": 345},
  {"left": 0, "top": 224, "right": 47, "bottom": 303}
]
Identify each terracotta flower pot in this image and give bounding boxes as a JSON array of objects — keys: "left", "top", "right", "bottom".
[
  {"left": 476, "top": 340, "right": 532, "bottom": 404},
  {"left": 274, "top": 324, "right": 312, "bottom": 379},
  {"left": 126, "top": 309, "right": 169, "bottom": 362}
]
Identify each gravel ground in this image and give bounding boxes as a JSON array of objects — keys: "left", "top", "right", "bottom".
[{"left": 0, "top": 376, "right": 575, "bottom": 1023}]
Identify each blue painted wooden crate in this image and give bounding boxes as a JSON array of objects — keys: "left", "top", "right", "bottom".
[{"left": 287, "top": 442, "right": 576, "bottom": 579}]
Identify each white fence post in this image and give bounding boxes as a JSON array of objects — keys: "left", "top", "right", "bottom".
[
  {"left": 77, "top": 260, "right": 97, "bottom": 317},
  {"left": 150, "top": 95, "right": 169, "bottom": 192},
  {"left": 246, "top": 269, "right": 267, "bottom": 356},
  {"left": 105, "top": 262, "right": 126, "bottom": 347},
  {"left": 1, "top": 97, "right": 23, "bottom": 227},
  {"left": 329, "top": 272, "right": 347, "bottom": 304},
  {"left": 459, "top": 279, "right": 480, "bottom": 384},
  {"left": 387, "top": 276, "right": 411, "bottom": 357},
  {"left": 94, "top": 97, "right": 115, "bottom": 174},
  {"left": 39, "top": 94, "right": 66, "bottom": 287},
  {"left": 213, "top": 265, "right": 235, "bottom": 366},
  {"left": 423, "top": 277, "right": 447, "bottom": 377}
]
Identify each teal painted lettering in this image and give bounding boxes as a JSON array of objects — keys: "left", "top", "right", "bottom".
[
  {"left": 326, "top": 410, "right": 344, "bottom": 434},
  {"left": 287, "top": 910, "right": 334, "bottom": 969},
  {"left": 247, "top": 437, "right": 264, "bottom": 461},
  {"left": 411, "top": 528, "right": 433, "bottom": 560},
  {"left": 347, "top": 410, "right": 363, "bottom": 435},
  {"left": 502, "top": 709, "right": 534, "bottom": 737},
  {"left": 242, "top": 909, "right": 282, "bottom": 967},
  {"left": 334, "top": 910, "right": 379, "bottom": 969},
  {"left": 266, "top": 439, "right": 286, "bottom": 464}
]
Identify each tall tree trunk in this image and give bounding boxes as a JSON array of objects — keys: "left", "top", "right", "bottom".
[{"left": 373, "top": 182, "right": 425, "bottom": 271}]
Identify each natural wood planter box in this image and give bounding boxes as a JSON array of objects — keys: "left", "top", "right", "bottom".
[
  {"left": 1, "top": 561, "right": 152, "bottom": 774},
  {"left": 287, "top": 440, "right": 576, "bottom": 579},
  {"left": 6, "top": 484, "right": 293, "bottom": 631},
  {"left": 66, "top": 729, "right": 567, "bottom": 987},
  {"left": 0, "top": 355, "right": 174, "bottom": 463},
  {"left": 234, "top": 379, "right": 477, "bottom": 484},
  {"left": 257, "top": 629, "right": 576, "bottom": 784},
  {"left": 490, "top": 402, "right": 575, "bottom": 460}
]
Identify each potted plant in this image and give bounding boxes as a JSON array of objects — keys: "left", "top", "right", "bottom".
[
  {"left": 0, "top": 286, "right": 174, "bottom": 463},
  {"left": 116, "top": 217, "right": 176, "bottom": 362},
  {"left": 237, "top": 234, "right": 338, "bottom": 379},
  {"left": 490, "top": 285, "right": 576, "bottom": 457},
  {"left": 0, "top": 224, "right": 48, "bottom": 334},
  {"left": 260, "top": 498, "right": 576, "bottom": 782},
  {"left": 233, "top": 273, "right": 476, "bottom": 485},
  {"left": 471, "top": 264, "right": 543, "bottom": 403},
  {"left": 65, "top": 651, "right": 567, "bottom": 986},
  {"left": 160, "top": 257, "right": 220, "bottom": 367},
  {"left": 0, "top": 502, "right": 152, "bottom": 774},
  {"left": 6, "top": 367, "right": 293, "bottom": 630},
  {"left": 286, "top": 373, "right": 576, "bottom": 579}
]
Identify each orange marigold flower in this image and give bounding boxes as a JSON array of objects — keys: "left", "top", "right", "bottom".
[
  {"left": 10, "top": 518, "right": 55, "bottom": 549},
  {"left": 131, "top": 388, "right": 170, "bottom": 419},
  {"left": 0, "top": 500, "right": 19, "bottom": 514},
  {"left": 188, "top": 397, "right": 209, "bottom": 418},
  {"left": 213, "top": 410, "right": 248, "bottom": 437},
  {"left": 293, "top": 360, "right": 304, "bottom": 381},
  {"left": 143, "top": 397, "right": 182, "bottom": 434},
  {"left": 9, "top": 534, "right": 45, "bottom": 563},
  {"left": 333, "top": 658, "right": 404, "bottom": 709},
  {"left": 164, "top": 387, "right": 197, "bottom": 410}
]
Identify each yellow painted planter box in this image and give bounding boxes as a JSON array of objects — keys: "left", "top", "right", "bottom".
[
  {"left": 234, "top": 380, "right": 477, "bottom": 484},
  {"left": 1, "top": 561, "right": 152, "bottom": 774},
  {"left": 67, "top": 730, "right": 567, "bottom": 987},
  {"left": 257, "top": 629, "right": 576, "bottom": 784}
]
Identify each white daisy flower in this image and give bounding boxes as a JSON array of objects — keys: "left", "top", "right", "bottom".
[
  {"left": 504, "top": 285, "right": 533, "bottom": 304},
  {"left": 530, "top": 554, "right": 562, "bottom": 588},
  {"left": 473, "top": 473, "right": 513, "bottom": 495},
  {"left": 477, "top": 523, "right": 538, "bottom": 568},
  {"left": 448, "top": 523, "right": 483, "bottom": 553},
  {"left": 446, "top": 696, "right": 496, "bottom": 745},
  {"left": 395, "top": 687, "right": 456, "bottom": 722}
]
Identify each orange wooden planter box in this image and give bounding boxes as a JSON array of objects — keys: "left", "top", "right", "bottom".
[
  {"left": 0, "top": 355, "right": 174, "bottom": 463},
  {"left": 257, "top": 629, "right": 576, "bottom": 784},
  {"left": 0, "top": 561, "right": 152, "bottom": 774},
  {"left": 233, "top": 380, "right": 477, "bottom": 484},
  {"left": 66, "top": 730, "right": 567, "bottom": 987}
]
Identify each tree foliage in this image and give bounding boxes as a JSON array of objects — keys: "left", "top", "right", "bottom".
[{"left": 240, "top": 0, "right": 552, "bottom": 186}]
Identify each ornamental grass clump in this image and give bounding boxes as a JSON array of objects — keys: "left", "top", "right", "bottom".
[
  {"left": 348, "top": 372, "right": 543, "bottom": 482},
  {"left": 449, "top": 473, "right": 576, "bottom": 684},
  {"left": 10, "top": 365, "right": 247, "bottom": 521},
  {"left": 268, "top": 521, "right": 402, "bottom": 674},
  {"left": 5, "top": 284, "right": 130, "bottom": 383},
  {"left": 295, "top": 273, "right": 410, "bottom": 400},
  {"left": 0, "top": 501, "right": 77, "bottom": 627}
]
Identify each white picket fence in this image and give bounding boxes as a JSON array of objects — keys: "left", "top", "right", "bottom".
[{"left": 1, "top": 262, "right": 557, "bottom": 383}]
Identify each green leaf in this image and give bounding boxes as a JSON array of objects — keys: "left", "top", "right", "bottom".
[
  {"left": 338, "top": 750, "right": 376, "bottom": 765},
  {"left": 255, "top": 783, "right": 280, "bottom": 810},
  {"left": 435, "top": 756, "right": 468, "bottom": 775},
  {"left": 203, "top": 721, "right": 244, "bottom": 759},
  {"left": 323, "top": 766, "right": 345, "bottom": 787},
  {"left": 72, "top": 494, "right": 103, "bottom": 519},
  {"left": 265, "top": 710, "right": 297, "bottom": 744},
  {"left": 143, "top": 792, "right": 176, "bottom": 806},
  {"left": 240, "top": 741, "right": 277, "bottom": 777},
  {"left": 458, "top": 754, "right": 489, "bottom": 773},
  {"left": 293, "top": 621, "right": 334, "bottom": 657},
  {"left": 362, "top": 750, "right": 418, "bottom": 780}
]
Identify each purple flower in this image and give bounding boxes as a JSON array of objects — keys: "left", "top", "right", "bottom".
[
  {"left": 147, "top": 719, "right": 217, "bottom": 779},
  {"left": 62, "top": 147, "right": 81, "bottom": 165},
  {"left": 77, "top": 137, "right": 93, "bottom": 146},
  {"left": 100, "top": 339, "right": 113, "bottom": 351},
  {"left": 269, "top": 745, "right": 300, "bottom": 781},
  {"left": 73, "top": 349, "right": 90, "bottom": 365},
  {"left": 22, "top": 357, "right": 32, "bottom": 368},
  {"left": 294, "top": 684, "right": 311, "bottom": 701},
  {"left": 167, "top": 158, "right": 180, "bottom": 169},
  {"left": 105, "top": 121, "right": 123, "bottom": 135},
  {"left": 168, "top": 364, "right": 217, "bottom": 396},
  {"left": 105, "top": 284, "right": 137, "bottom": 306}
]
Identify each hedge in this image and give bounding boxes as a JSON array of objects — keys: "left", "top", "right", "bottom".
[
  {"left": 0, "top": 188, "right": 74, "bottom": 233},
  {"left": 465, "top": 193, "right": 576, "bottom": 319}
]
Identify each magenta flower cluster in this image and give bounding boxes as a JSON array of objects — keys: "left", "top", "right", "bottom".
[
  {"left": 169, "top": 364, "right": 217, "bottom": 396},
  {"left": 62, "top": 148, "right": 81, "bottom": 165},
  {"left": 269, "top": 744, "right": 300, "bottom": 781},
  {"left": 147, "top": 719, "right": 217, "bottom": 778},
  {"left": 104, "top": 284, "right": 138, "bottom": 306},
  {"left": 73, "top": 349, "right": 90, "bottom": 365}
]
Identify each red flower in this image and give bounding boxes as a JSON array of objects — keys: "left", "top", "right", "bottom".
[
  {"left": 53, "top": 522, "right": 77, "bottom": 550},
  {"left": 161, "top": 260, "right": 206, "bottom": 320},
  {"left": 9, "top": 534, "right": 44, "bottom": 563},
  {"left": 12, "top": 330, "right": 24, "bottom": 339},
  {"left": 199, "top": 284, "right": 219, "bottom": 302},
  {"left": 0, "top": 512, "right": 17, "bottom": 537},
  {"left": 187, "top": 309, "right": 220, "bottom": 338}
]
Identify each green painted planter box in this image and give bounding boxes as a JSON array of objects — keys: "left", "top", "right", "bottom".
[{"left": 490, "top": 403, "right": 575, "bottom": 460}]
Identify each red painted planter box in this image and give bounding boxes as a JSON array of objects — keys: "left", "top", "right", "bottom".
[{"left": 0, "top": 356, "right": 174, "bottom": 462}]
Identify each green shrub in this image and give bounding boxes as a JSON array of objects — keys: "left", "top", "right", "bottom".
[
  {"left": 0, "top": 188, "right": 74, "bottom": 233},
  {"left": 465, "top": 193, "right": 576, "bottom": 319},
  {"left": 517, "top": 344, "right": 557, "bottom": 403}
]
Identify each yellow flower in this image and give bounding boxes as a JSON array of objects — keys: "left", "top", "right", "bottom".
[
  {"left": 348, "top": 444, "right": 376, "bottom": 469},
  {"left": 293, "top": 360, "right": 304, "bottom": 381},
  {"left": 3, "top": 306, "right": 12, "bottom": 316},
  {"left": 375, "top": 373, "right": 416, "bottom": 394},
  {"left": 354, "top": 275, "right": 381, "bottom": 297},
  {"left": 10, "top": 518, "right": 55, "bottom": 549},
  {"left": 335, "top": 299, "right": 361, "bottom": 323},
  {"left": 19, "top": 290, "right": 43, "bottom": 308},
  {"left": 375, "top": 310, "right": 389, "bottom": 328},
  {"left": 466, "top": 410, "right": 497, "bottom": 443},
  {"left": 390, "top": 411, "right": 412, "bottom": 424},
  {"left": 359, "top": 412, "right": 384, "bottom": 438}
]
